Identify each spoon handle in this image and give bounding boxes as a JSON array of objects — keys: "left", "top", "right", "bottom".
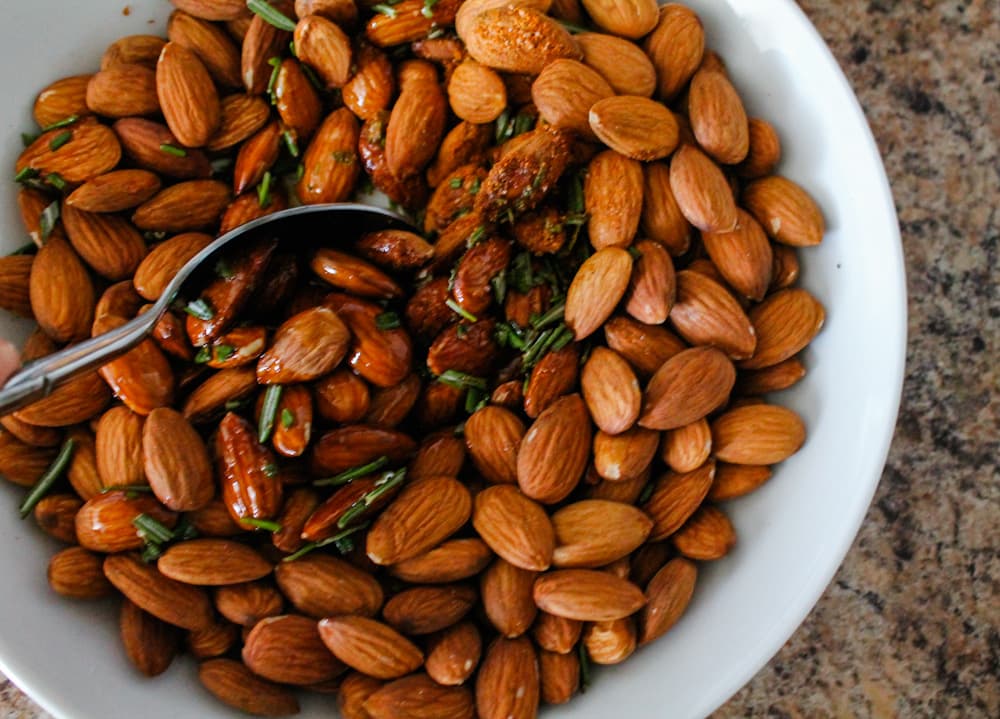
[{"left": 0, "top": 314, "right": 154, "bottom": 416}]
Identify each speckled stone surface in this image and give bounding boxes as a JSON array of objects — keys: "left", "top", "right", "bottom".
[{"left": 2, "top": 1, "right": 998, "bottom": 717}]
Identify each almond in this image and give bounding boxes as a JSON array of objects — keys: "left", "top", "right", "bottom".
[
  {"left": 426, "top": 621, "right": 482, "bottom": 686},
  {"left": 170, "top": 0, "right": 249, "bottom": 21},
  {"left": 516, "top": 394, "right": 592, "bottom": 504},
  {"left": 66, "top": 170, "right": 162, "bottom": 214},
  {"left": 738, "top": 118, "right": 782, "bottom": 179},
  {"left": 364, "top": 673, "right": 474, "bottom": 719},
  {"left": 576, "top": 32, "right": 656, "bottom": 96},
  {"left": 0, "top": 432, "right": 56, "bottom": 488},
  {"left": 737, "top": 356, "right": 807, "bottom": 395},
  {"left": 319, "top": 616, "right": 424, "bottom": 679},
  {"left": 643, "top": 4, "right": 704, "bottom": 100},
  {"left": 33, "top": 494, "right": 81, "bottom": 544},
  {"left": 673, "top": 505, "right": 736, "bottom": 560},
  {"left": 217, "top": 412, "right": 284, "bottom": 522},
  {"left": 207, "top": 93, "right": 272, "bottom": 151},
  {"left": 481, "top": 558, "right": 539, "bottom": 638},
  {"left": 533, "top": 569, "right": 645, "bottom": 621},
  {"left": 188, "top": 620, "right": 240, "bottom": 659},
  {"left": 523, "top": 344, "right": 579, "bottom": 419},
  {"left": 313, "top": 369, "right": 371, "bottom": 423},
  {"left": 342, "top": 42, "right": 394, "bottom": 120},
  {"left": 367, "top": 476, "right": 472, "bottom": 565},
  {"left": 565, "top": 247, "right": 633, "bottom": 340},
  {"left": 113, "top": 118, "right": 211, "bottom": 178},
  {"left": 643, "top": 461, "right": 715, "bottom": 540},
  {"left": 476, "top": 636, "right": 539, "bottom": 719},
  {"left": 365, "top": 0, "right": 463, "bottom": 48},
  {"left": 95, "top": 406, "right": 146, "bottom": 488},
  {"left": 589, "top": 95, "right": 679, "bottom": 161},
  {"left": 213, "top": 581, "right": 284, "bottom": 627},
  {"left": 662, "top": 418, "right": 712, "bottom": 473},
  {"left": 167, "top": 10, "right": 241, "bottom": 87},
  {"left": 552, "top": 500, "right": 652, "bottom": 568},
  {"left": 710, "top": 403, "right": 806, "bottom": 464},
  {"left": 156, "top": 42, "right": 222, "bottom": 147},
  {"left": 673, "top": 270, "right": 756, "bottom": 357},
  {"left": 390, "top": 538, "right": 493, "bottom": 584},
  {"left": 464, "top": 406, "right": 525, "bottom": 484},
  {"left": 135, "top": 232, "right": 214, "bottom": 300},
  {"left": 233, "top": 119, "right": 282, "bottom": 194},
  {"left": 427, "top": 121, "right": 493, "bottom": 189},
  {"left": 475, "top": 126, "right": 572, "bottom": 221},
  {"left": 584, "top": 150, "right": 644, "bottom": 250},
  {"left": 625, "top": 238, "right": 676, "bottom": 324},
  {"left": 743, "top": 175, "right": 825, "bottom": 247},
  {"left": 61, "top": 205, "right": 147, "bottom": 281},
  {"left": 532, "top": 611, "right": 582, "bottom": 654},
  {"left": 473, "top": 485, "right": 555, "bottom": 571},
  {"left": 0, "top": 255, "right": 34, "bottom": 319},
  {"left": 198, "top": 658, "right": 300, "bottom": 717},
  {"left": 362, "top": 377, "right": 420, "bottom": 429},
  {"left": 582, "top": 0, "right": 658, "bottom": 38},
  {"left": 708, "top": 462, "right": 773, "bottom": 501},
  {"left": 86, "top": 63, "right": 160, "bottom": 117},
  {"left": 355, "top": 230, "right": 433, "bottom": 273},
  {"left": 539, "top": 649, "right": 580, "bottom": 704},
  {"left": 242, "top": 5, "right": 293, "bottom": 94},
  {"left": 157, "top": 539, "right": 272, "bottom": 586},
  {"left": 383, "top": 584, "right": 477, "bottom": 635},
  {"left": 668, "top": 144, "right": 738, "bottom": 233},
  {"left": 593, "top": 426, "right": 659, "bottom": 482},
  {"left": 13, "top": 371, "right": 110, "bottom": 428},
  {"left": 461, "top": 5, "right": 580, "bottom": 75},
  {"left": 449, "top": 59, "right": 508, "bottom": 124},
  {"left": 531, "top": 59, "right": 614, "bottom": 140},
  {"left": 65, "top": 427, "right": 103, "bottom": 499},
  {"left": 770, "top": 243, "right": 800, "bottom": 290},
  {"left": 275, "top": 553, "right": 383, "bottom": 618},
  {"left": 310, "top": 248, "right": 402, "bottom": 300},
  {"left": 702, "top": 209, "right": 774, "bottom": 301},
  {"left": 102, "top": 34, "right": 168, "bottom": 69},
  {"left": 136, "top": 407, "right": 210, "bottom": 508},
  {"left": 584, "top": 617, "right": 636, "bottom": 665},
  {"left": 688, "top": 68, "right": 750, "bottom": 164},
  {"left": 269, "top": 488, "right": 318, "bottom": 555},
  {"left": 28, "top": 236, "right": 95, "bottom": 343},
  {"left": 182, "top": 367, "right": 258, "bottom": 423},
  {"left": 639, "top": 346, "right": 735, "bottom": 430},
  {"left": 17, "top": 121, "right": 121, "bottom": 184},
  {"left": 243, "top": 614, "right": 345, "bottom": 685},
  {"left": 0, "top": 413, "right": 61, "bottom": 450},
  {"left": 33, "top": 75, "right": 92, "bottom": 128},
  {"left": 425, "top": 318, "right": 495, "bottom": 378},
  {"left": 94, "top": 314, "right": 175, "bottom": 415},
  {"left": 256, "top": 306, "right": 350, "bottom": 383},
  {"left": 297, "top": 108, "right": 360, "bottom": 204},
  {"left": 740, "top": 288, "right": 826, "bottom": 369},
  {"left": 104, "top": 553, "right": 214, "bottom": 630},
  {"left": 580, "top": 347, "right": 642, "bottom": 435},
  {"left": 641, "top": 161, "right": 693, "bottom": 255},
  {"left": 133, "top": 179, "right": 231, "bottom": 232},
  {"left": 339, "top": 672, "right": 384, "bottom": 719},
  {"left": 385, "top": 65, "right": 447, "bottom": 179},
  {"left": 604, "top": 315, "right": 687, "bottom": 379},
  {"left": 189, "top": 500, "right": 246, "bottom": 538},
  {"left": 47, "top": 546, "right": 114, "bottom": 599},
  {"left": 75, "top": 490, "right": 175, "bottom": 553},
  {"left": 271, "top": 384, "right": 313, "bottom": 458},
  {"left": 120, "top": 599, "right": 179, "bottom": 677},
  {"left": 310, "top": 424, "right": 416, "bottom": 475}
]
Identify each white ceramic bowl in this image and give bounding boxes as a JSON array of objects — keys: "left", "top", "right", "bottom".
[{"left": 0, "top": 1, "right": 905, "bottom": 717}]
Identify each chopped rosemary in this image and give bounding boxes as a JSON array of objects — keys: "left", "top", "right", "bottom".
[
  {"left": 184, "top": 298, "right": 215, "bottom": 321},
  {"left": 512, "top": 111, "right": 535, "bottom": 137},
  {"left": 445, "top": 298, "right": 477, "bottom": 323},
  {"left": 258, "top": 384, "right": 284, "bottom": 443},
  {"left": 628, "top": 246, "right": 642, "bottom": 260},
  {"left": 376, "top": 311, "right": 402, "bottom": 330},
  {"left": 337, "top": 468, "right": 407, "bottom": 529},
  {"left": 495, "top": 109, "right": 512, "bottom": 143},
  {"left": 549, "top": 325, "right": 575, "bottom": 354},
  {"left": 211, "top": 157, "right": 233, "bottom": 174},
  {"left": 464, "top": 386, "right": 488, "bottom": 414},
  {"left": 638, "top": 479, "right": 656, "bottom": 505},
  {"left": 509, "top": 252, "right": 535, "bottom": 293},
  {"left": 133, "top": 513, "right": 175, "bottom": 545},
  {"left": 280, "top": 408, "right": 295, "bottom": 429},
  {"left": 450, "top": 177, "right": 463, "bottom": 189},
  {"left": 141, "top": 544, "right": 163, "bottom": 563},
  {"left": 247, "top": 0, "right": 297, "bottom": 31},
  {"left": 42, "top": 115, "right": 79, "bottom": 131},
  {"left": 266, "top": 56, "right": 282, "bottom": 102},
  {"left": 281, "top": 522, "right": 370, "bottom": 562},
  {"left": 45, "top": 173, "right": 67, "bottom": 191},
  {"left": 14, "top": 167, "right": 38, "bottom": 184},
  {"left": 240, "top": 518, "right": 283, "bottom": 532},
  {"left": 101, "top": 484, "right": 153, "bottom": 494},
  {"left": 48, "top": 131, "right": 71, "bottom": 151},
  {"left": 421, "top": 0, "right": 439, "bottom": 19},
  {"left": 426, "top": 26, "right": 446, "bottom": 39},
  {"left": 18, "top": 438, "right": 75, "bottom": 518},
  {"left": 21, "top": 132, "right": 37, "bottom": 147},
  {"left": 314, "top": 456, "right": 390, "bottom": 487},
  {"left": 490, "top": 271, "right": 507, "bottom": 306},
  {"left": 263, "top": 463, "right": 279, "bottom": 478},
  {"left": 438, "top": 370, "right": 487, "bottom": 392},
  {"left": 213, "top": 344, "right": 235, "bottom": 362},
  {"left": 469, "top": 176, "right": 481, "bottom": 194},
  {"left": 193, "top": 346, "right": 211, "bottom": 364},
  {"left": 282, "top": 130, "right": 299, "bottom": 157},
  {"left": 159, "top": 143, "right": 187, "bottom": 157},
  {"left": 372, "top": 4, "right": 398, "bottom": 17},
  {"left": 530, "top": 299, "right": 566, "bottom": 330},
  {"left": 301, "top": 63, "right": 324, "bottom": 92},
  {"left": 466, "top": 225, "right": 486, "bottom": 247},
  {"left": 39, "top": 201, "right": 60, "bottom": 242},
  {"left": 332, "top": 150, "right": 355, "bottom": 164},
  {"left": 257, "top": 170, "right": 273, "bottom": 208}
]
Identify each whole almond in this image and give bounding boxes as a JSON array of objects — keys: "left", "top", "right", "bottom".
[
  {"left": 313, "top": 368, "right": 371, "bottom": 423},
  {"left": 737, "top": 356, "right": 807, "bottom": 396},
  {"left": 95, "top": 406, "right": 145, "bottom": 488},
  {"left": 76, "top": 491, "right": 176, "bottom": 553},
  {"left": 540, "top": 649, "right": 580, "bottom": 704},
  {"left": 641, "top": 161, "right": 693, "bottom": 255},
  {"left": 341, "top": 42, "right": 394, "bottom": 121},
  {"left": 481, "top": 558, "right": 539, "bottom": 638},
  {"left": 0, "top": 255, "right": 34, "bottom": 319},
  {"left": 33, "top": 75, "right": 92, "bottom": 128},
  {"left": 582, "top": 0, "right": 658, "bottom": 37},
  {"left": 217, "top": 412, "right": 284, "bottom": 522},
  {"left": 243, "top": 614, "right": 345, "bottom": 685},
  {"left": 385, "top": 66, "right": 447, "bottom": 179},
  {"left": 425, "top": 621, "right": 482, "bottom": 687},
  {"left": 104, "top": 553, "right": 214, "bottom": 630},
  {"left": 29, "top": 237, "right": 95, "bottom": 343},
  {"left": 93, "top": 314, "right": 175, "bottom": 415},
  {"left": 579, "top": 347, "right": 641, "bottom": 436},
  {"left": 662, "top": 418, "right": 712, "bottom": 473},
  {"left": 310, "top": 248, "right": 402, "bottom": 299},
  {"left": 383, "top": 584, "right": 478, "bottom": 635},
  {"left": 644, "top": 461, "right": 715, "bottom": 540},
  {"left": 669, "top": 144, "right": 738, "bottom": 233},
  {"left": 167, "top": 10, "right": 242, "bottom": 87},
  {"left": 233, "top": 119, "right": 282, "bottom": 194},
  {"left": 702, "top": 209, "right": 774, "bottom": 301},
  {"left": 589, "top": 95, "right": 679, "bottom": 161},
  {"left": 113, "top": 118, "right": 212, "bottom": 179},
  {"left": 17, "top": 121, "right": 121, "bottom": 184},
  {"left": 64, "top": 427, "right": 103, "bottom": 500},
  {"left": 256, "top": 306, "right": 350, "bottom": 383},
  {"left": 449, "top": 59, "right": 508, "bottom": 124},
  {"left": 473, "top": 485, "right": 555, "bottom": 571},
  {"left": 670, "top": 269, "right": 757, "bottom": 358},
  {"left": 565, "top": 247, "right": 633, "bottom": 340},
  {"left": 463, "top": 406, "right": 525, "bottom": 484},
  {"left": 297, "top": 108, "right": 360, "bottom": 204},
  {"left": 364, "top": 673, "right": 474, "bottom": 719},
  {"left": 534, "top": 569, "right": 646, "bottom": 621},
  {"left": 711, "top": 403, "right": 806, "bottom": 464},
  {"left": 604, "top": 315, "right": 687, "bottom": 379},
  {"left": 517, "top": 394, "right": 592, "bottom": 504},
  {"left": 198, "top": 658, "right": 301, "bottom": 717},
  {"left": 158, "top": 539, "right": 272, "bottom": 586},
  {"left": 14, "top": 371, "right": 110, "bottom": 428},
  {"left": 66, "top": 170, "right": 162, "bottom": 213},
  {"left": 531, "top": 59, "right": 614, "bottom": 140},
  {"left": 532, "top": 611, "right": 582, "bottom": 654},
  {"left": 188, "top": 500, "right": 245, "bottom": 538},
  {"left": 523, "top": 344, "right": 579, "bottom": 419},
  {"left": 390, "top": 538, "right": 493, "bottom": 584},
  {"left": 319, "top": 616, "right": 423, "bottom": 679},
  {"left": 339, "top": 672, "right": 384, "bottom": 719},
  {"left": 673, "top": 505, "right": 736, "bottom": 560},
  {"left": 593, "top": 424, "right": 660, "bottom": 481},
  {"left": 47, "top": 546, "right": 114, "bottom": 599},
  {"left": 170, "top": 0, "right": 249, "bottom": 21},
  {"left": 157, "top": 42, "right": 222, "bottom": 147},
  {"left": 86, "top": 64, "right": 160, "bottom": 117},
  {"left": 743, "top": 175, "right": 825, "bottom": 247},
  {"left": 207, "top": 93, "right": 271, "bottom": 151},
  {"left": 133, "top": 180, "right": 231, "bottom": 232},
  {"left": 120, "top": 599, "right": 179, "bottom": 677},
  {"left": 275, "top": 554, "right": 384, "bottom": 618},
  {"left": 576, "top": 32, "right": 656, "bottom": 96},
  {"left": 552, "top": 500, "right": 652, "bottom": 568},
  {"left": 625, "top": 238, "right": 676, "bottom": 324},
  {"left": 326, "top": 295, "right": 414, "bottom": 387},
  {"left": 367, "top": 476, "right": 472, "bottom": 566},
  {"left": 188, "top": 621, "right": 240, "bottom": 659},
  {"left": 584, "top": 617, "right": 636, "bottom": 665},
  {"left": 740, "top": 288, "right": 826, "bottom": 369},
  {"left": 213, "top": 581, "right": 283, "bottom": 627},
  {"left": 182, "top": 367, "right": 257, "bottom": 424},
  {"left": 363, "top": 379, "right": 418, "bottom": 428},
  {"left": 274, "top": 59, "right": 323, "bottom": 143},
  {"left": 585, "top": 150, "right": 644, "bottom": 250},
  {"left": 461, "top": 6, "right": 581, "bottom": 75},
  {"left": 102, "top": 34, "right": 168, "bottom": 69},
  {"left": 644, "top": 4, "right": 704, "bottom": 100},
  {"left": 310, "top": 425, "right": 416, "bottom": 475},
  {"left": 639, "top": 346, "right": 735, "bottom": 430},
  {"left": 770, "top": 243, "right": 800, "bottom": 290},
  {"left": 738, "top": 118, "right": 782, "bottom": 178},
  {"left": 0, "top": 413, "right": 61, "bottom": 450},
  {"left": 241, "top": 3, "right": 293, "bottom": 92},
  {"left": 0, "top": 432, "right": 57, "bottom": 487},
  {"left": 296, "top": 0, "right": 358, "bottom": 24},
  {"left": 33, "top": 494, "right": 82, "bottom": 544},
  {"left": 476, "top": 636, "right": 539, "bottom": 719},
  {"left": 61, "top": 205, "right": 147, "bottom": 281},
  {"left": 688, "top": 68, "right": 750, "bottom": 165},
  {"left": 708, "top": 462, "right": 774, "bottom": 501}
]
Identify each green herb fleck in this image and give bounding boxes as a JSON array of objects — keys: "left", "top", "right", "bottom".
[
  {"left": 464, "top": 386, "right": 488, "bottom": 414},
  {"left": 445, "top": 298, "right": 477, "bottom": 323},
  {"left": 280, "top": 408, "right": 295, "bottom": 429},
  {"left": 281, "top": 522, "right": 370, "bottom": 562},
  {"left": 437, "top": 370, "right": 487, "bottom": 392},
  {"left": 42, "top": 115, "right": 79, "bottom": 132},
  {"left": 39, "top": 201, "right": 60, "bottom": 242},
  {"left": 282, "top": 130, "right": 299, "bottom": 158},
  {"left": 421, "top": 0, "right": 439, "bottom": 18},
  {"left": 466, "top": 225, "right": 486, "bottom": 248},
  {"left": 141, "top": 544, "right": 163, "bottom": 563},
  {"left": 184, "top": 298, "right": 215, "bottom": 321},
  {"left": 315, "top": 456, "right": 390, "bottom": 487},
  {"left": 638, "top": 479, "right": 656, "bottom": 505},
  {"left": 263, "top": 463, "right": 279, "bottom": 478},
  {"left": 469, "top": 176, "right": 481, "bottom": 194},
  {"left": 258, "top": 384, "right": 284, "bottom": 443},
  {"left": 213, "top": 344, "right": 236, "bottom": 363},
  {"left": 258, "top": 170, "right": 273, "bottom": 208},
  {"left": 530, "top": 299, "right": 565, "bottom": 330},
  {"left": 48, "top": 131, "right": 72, "bottom": 152},
  {"left": 628, "top": 246, "right": 642, "bottom": 260},
  {"left": 18, "top": 438, "right": 75, "bottom": 518},
  {"left": 372, "top": 3, "right": 397, "bottom": 17},
  {"left": 266, "top": 56, "right": 282, "bottom": 102},
  {"left": 240, "top": 518, "right": 283, "bottom": 533},
  {"left": 45, "top": 173, "right": 67, "bottom": 191},
  {"left": 247, "top": 0, "right": 297, "bottom": 31},
  {"left": 332, "top": 150, "right": 355, "bottom": 164},
  {"left": 133, "top": 513, "right": 175, "bottom": 545},
  {"left": 214, "top": 258, "right": 235, "bottom": 279},
  {"left": 14, "top": 167, "right": 39, "bottom": 184},
  {"left": 21, "top": 132, "right": 38, "bottom": 147},
  {"left": 193, "top": 346, "right": 211, "bottom": 364},
  {"left": 159, "top": 143, "right": 187, "bottom": 157},
  {"left": 376, "top": 311, "right": 401, "bottom": 330},
  {"left": 450, "top": 177, "right": 463, "bottom": 189},
  {"left": 337, "top": 469, "right": 408, "bottom": 529},
  {"left": 490, "top": 271, "right": 507, "bottom": 306}
]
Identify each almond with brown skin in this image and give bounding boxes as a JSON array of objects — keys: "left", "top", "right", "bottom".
[
  {"left": 355, "top": 229, "right": 433, "bottom": 272},
  {"left": 342, "top": 42, "right": 394, "bottom": 121},
  {"left": 743, "top": 175, "right": 825, "bottom": 247},
  {"left": 582, "top": 0, "right": 658, "bottom": 37},
  {"left": 361, "top": 374, "right": 419, "bottom": 430},
  {"left": 339, "top": 672, "right": 384, "bottom": 719},
  {"left": 427, "top": 121, "right": 493, "bottom": 188},
  {"left": 187, "top": 621, "right": 240, "bottom": 659},
  {"left": 409, "top": 431, "right": 466, "bottom": 481},
  {"left": 273, "top": 59, "right": 323, "bottom": 142},
  {"left": 770, "top": 243, "right": 800, "bottom": 290},
  {"left": 576, "top": 32, "right": 656, "bottom": 96},
  {"left": 708, "top": 462, "right": 773, "bottom": 501},
  {"left": 476, "top": 636, "right": 539, "bottom": 719},
  {"left": 473, "top": 485, "right": 555, "bottom": 571},
  {"left": 738, "top": 118, "right": 782, "bottom": 178},
  {"left": 593, "top": 426, "right": 659, "bottom": 481},
  {"left": 639, "top": 346, "right": 735, "bottom": 430},
  {"left": 48, "top": 546, "right": 114, "bottom": 599},
  {"left": 579, "top": 347, "right": 641, "bottom": 436},
  {"left": 66, "top": 170, "right": 162, "bottom": 213},
  {"left": 104, "top": 553, "right": 214, "bottom": 630},
  {"left": 462, "top": 5, "right": 580, "bottom": 75},
  {"left": 220, "top": 190, "right": 290, "bottom": 234},
  {"left": 688, "top": 68, "right": 749, "bottom": 164},
  {"left": 33, "top": 494, "right": 81, "bottom": 544},
  {"left": 604, "top": 316, "right": 687, "bottom": 380},
  {"left": 207, "top": 93, "right": 272, "bottom": 151},
  {"left": 0, "top": 432, "right": 57, "bottom": 487},
  {"left": 532, "top": 611, "right": 582, "bottom": 654},
  {"left": 641, "top": 161, "right": 693, "bottom": 255},
  {"left": 425, "top": 621, "right": 482, "bottom": 687},
  {"left": 452, "top": 235, "right": 513, "bottom": 317},
  {"left": 389, "top": 538, "right": 492, "bottom": 585},
  {"left": 198, "top": 659, "right": 300, "bottom": 718},
  {"left": 61, "top": 427, "right": 101, "bottom": 500},
  {"left": 0, "top": 413, "right": 61, "bottom": 450},
  {"left": 269, "top": 384, "right": 313, "bottom": 458},
  {"left": 182, "top": 367, "right": 257, "bottom": 423},
  {"left": 93, "top": 280, "right": 143, "bottom": 324},
  {"left": 584, "top": 617, "right": 636, "bottom": 665},
  {"left": 133, "top": 180, "right": 231, "bottom": 232},
  {"left": 740, "top": 288, "right": 826, "bottom": 369},
  {"left": 524, "top": 344, "right": 579, "bottom": 419},
  {"left": 516, "top": 394, "right": 591, "bottom": 504},
  {"left": 737, "top": 356, "right": 807, "bottom": 396},
  {"left": 158, "top": 539, "right": 272, "bottom": 586},
  {"left": 385, "top": 64, "right": 447, "bottom": 179},
  {"left": 552, "top": 500, "right": 652, "bottom": 569},
  {"left": 405, "top": 277, "right": 454, "bottom": 340},
  {"left": 0, "top": 255, "right": 33, "bottom": 319},
  {"left": 367, "top": 476, "right": 472, "bottom": 565},
  {"left": 113, "top": 118, "right": 211, "bottom": 178},
  {"left": 95, "top": 406, "right": 145, "bottom": 488},
  {"left": 364, "top": 673, "right": 474, "bottom": 719},
  {"left": 171, "top": 0, "right": 249, "bottom": 21},
  {"left": 14, "top": 371, "right": 110, "bottom": 428},
  {"left": 61, "top": 205, "right": 147, "bottom": 281},
  {"left": 233, "top": 119, "right": 282, "bottom": 194},
  {"left": 625, "top": 238, "right": 676, "bottom": 325},
  {"left": 314, "top": 369, "right": 370, "bottom": 423},
  {"left": 449, "top": 59, "right": 508, "bottom": 124},
  {"left": 242, "top": 5, "right": 293, "bottom": 94},
  {"left": 29, "top": 237, "right": 94, "bottom": 343},
  {"left": 17, "top": 187, "right": 57, "bottom": 250},
  {"left": 168, "top": 10, "right": 241, "bottom": 87},
  {"left": 644, "top": 4, "right": 704, "bottom": 100},
  {"left": 120, "top": 599, "right": 179, "bottom": 677},
  {"left": 243, "top": 614, "right": 345, "bottom": 685},
  {"left": 585, "top": 150, "right": 644, "bottom": 250},
  {"left": 133, "top": 232, "right": 213, "bottom": 301},
  {"left": 17, "top": 121, "right": 121, "bottom": 184},
  {"left": 365, "top": 0, "right": 463, "bottom": 47},
  {"left": 540, "top": 649, "right": 580, "bottom": 704},
  {"left": 76, "top": 491, "right": 176, "bottom": 553},
  {"left": 589, "top": 95, "right": 679, "bottom": 161},
  {"left": 156, "top": 42, "right": 221, "bottom": 147},
  {"left": 534, "top": 569, "right": 646, "bottom": 621},
  {"left": 319, "top": 616, "right": 424, "bottom": 680},
  {"left": 711, "top": 403, "right": 806, "bottom": 465},
  {"left": 673, "top": 505, "right": 736, "bottom": 560},
  {"left": 662, "top": 418, "right": 712, "bottom": 473},
  {"left": 188, "top": 500, "right": 245, "bottom": 537},
  {"left": 481, "top": 558, "right": 538, "bottom": 638},
  {"left": 311, "top": 425, "right": 416, "bottom": 474},
  {"left": 94, "top": 314, "right": 175, "bottom": 415},
  {"left": 702, "top": 209, "right": 774, "bottom": 301},
  {"left": 669, "top": 144, "right": 738, "bottom": 233},
  {"left": 310, "top": 248, "right": 402, "bottom": 299},
  {"left": 101, "top": 34, "right": 167, "bottom": 70},
  {"left": 256, "top": 306, "right": 350, "bottom": 384},
  {"left": 383, "top": 584, "right": 478, "bottom": 635},
  {"left": 426, "top": 318, "right": 495, "bottom": 378},
  {"left": 297, "top": 108, "right": 360, "bottom": 204},
  {"left": 33, "top": 75, "right": 92, "bottom": 128},
  {"left": 531, "top": 59, "right": 614, "bottom": 140},
  {"left": 214, "top": 581, "right": 284, "bottom": 627},
  {"left": 671, "top": 270, "right": 757, "bottom": 358},
  {"left": 217, "top": 412, "right": 284, "bottom": 522},
  {"left": 86, "top": 62, "right": 160, "bottom": 118},
  {"left": 565, "top": 247, "right": 633, "bottom": 340},
  {"left": 643, "top": 461, "right": 715, "bottom": 540},
  {"left": 276, "top": 554, "right": 384, "bottom": 618}
]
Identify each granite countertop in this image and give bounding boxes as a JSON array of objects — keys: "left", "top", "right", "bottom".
[{"left": 3, "top": 1, "right": 997, "bottom": 717}]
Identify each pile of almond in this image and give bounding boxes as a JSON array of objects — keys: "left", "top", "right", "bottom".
[{"left": 0, "top": 0, "right": 829, "bottom": 717}]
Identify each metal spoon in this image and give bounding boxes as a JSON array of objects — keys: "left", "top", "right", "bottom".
[{"left": 0, "top": 203, "right": 414, "bottom": 416}]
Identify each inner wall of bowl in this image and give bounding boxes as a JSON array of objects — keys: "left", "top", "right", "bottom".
[{"left": 0, "top": 2, "right": 905, "bottom": 718}]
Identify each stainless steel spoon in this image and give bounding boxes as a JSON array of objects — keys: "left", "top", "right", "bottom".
[{"left": 0, "top": 203, "right": 414, "bottom": 416}]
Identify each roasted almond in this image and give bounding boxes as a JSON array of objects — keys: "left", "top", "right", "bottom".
[
  {"left": 740, "top": 288, "right": 825, "bottom": 369},
  {"left": 313, "top": 368, "right": 371, "bottom": 423},
  {"left": 182, "top": 367, "right": 257, "bottom": 424},
  {"left": 582, "top": 0, "right": 658, "bottom": 38},
  {"left": 565, "top": 247, "right": 633, "bottom": 340},
  {"left": 243, "top": 614, "right": 345, "bottom": 685},
  {"left": 743, "top": 175, "right": 825, "bottom": 247},
  {"left": 449, "top": 59, "right": 508, "bottom": 124},
  {"left": 94, "top": 314, "right": 176, "bottom": 415},
  {"left": 76, "top": 490, "right": 176, "bottom": 553},
  {"left": 641, "top": 161, "right": 693, "bottom": 255},
  {"left": 274, "top": 552, "right": 383, "bottom": 618},
  {"left": 584, "top": 617, "right": 636, "bottom": 665},
  {"left": 711, "top": 403, "right": 806, "bottom": 464},
  {"left": 604, "top": 315, "right": 688, "bottom": 379},
  {"left": 170, "top": 0, "right": 249, "bottom": 21},
  {"left": 14, "top": 370, "right": 110, "bottom": 428},
  {"left": 625, "top": 238, "right": 676, "bottom": 325},
  {"left": 47, "top": 546, "right": 114, "bottom": 599},
  {"left": 702, "top": 209, "right": 774, "bottom": 301},
  {"left": 356, "top": 229, "right": 434, "bottom": 272},
  {"left": 33, "top": 75, "right": 92, "bottom": 128},
  {"left": 198, "top": 658, "right": 300, "bottom": 717},
  {"left": 242, "top": 5, "right": 293, "bottom": 94},
  {"left": 531, "top": 59, "right": 614, "bottom": 140},
  {"left": 66, "top": 169, "right": 162, "bottom": 213},
  {"left": 157, "top": 42, "right": 222, "bottom": 147},
  {"left": 585, "top": 149, "right": 644, "bottom": 250},
  {"left": 257, "top": 306, "right": 350, "bottom": 383},
  {"left": 481, "top": 558, "right": 539, "bottom": 639},
  {"left": 102, "top": 34, "right": 167, "bottom": 70},
  {"left": 669, "top": 144, "right": 738, "bottom": 233},
  {"left": 672, "top": 505, "right": 736, "bottom": 560},
  {"left": 390, "top": 538, "right": 493, "bottom": 584},
  {"left": 385, "top": 63, "right": 447, "bottom": 179},
  {"left": 426, "top": 621, "right": 482, "bottom": 687},
  {"left": 523, "top": 344, "right": 579, "bottom": 419},
  {"left": 383, "top": 584, "right": 477, "bottom": 635},
  {"left": 296, "top": 108, "right": 360, "bottom": 204},
  {"left": 157, "top": 539, "right": 272, "bottom": 586},
  {"left": 737, "top": 356, "right": 807, "bottom": 396},
  {"left": 217, "top": 412, "right": 284, "bottom": 522},
  {"left": 688, "top": 68, "right": 749, "bottom": 164},
  {"left": 233, "top": 119, "right": 282, "bottom": 194},
  {"left": 17, "top": 120, "right": 121, "bottom": 184},
  {"left": 310, "top": 424, "right": 416, "bottom": 475},
  {"left": 643, "top": 4, "right": 704, "bottom": 100},
  {"left": 61, "top": 205, "right": 147, "bottom": 281},
  {"left": 473, "top": 485, "right": 555, "bottom": 572},
  {"left": 517, "top": 394, "right": 592, "bottom": 504},
  {"left": 662, "top": 418, "right": 712, "bottom": 473},
  {"left": 29, "top": 237, "right": 95, "bottom": 343},
  {"left": 120, "top": 599, "right": 179, "bottom": 677},
  {"left": 534, "top": 569, "right": 646, "bottom": 622},
  {"left": 342, "top": 42, "right": 394, "bottom": 121},
  {"left": 532, "top": 611, "right": 583, "bottom": 654},
  {"left": 133, "top": 179, "right": 231, "bottom": 232},
  {"left": 104, "top": 553, "right": 214, "bottom": 630},
  {"left": 95, "top": 406, "right": 146, "bottom": 488},
  {"left": 364, "top": 673, "right": 474, "bottom": 719},
  {"left": 319, "top": 616, "right": 423, "bottom": 680},
  {"left": 86, "top": 63, "right": 160, "bottom": 117},
  {"left": 643, "top": 461, "right": 715, "bottom": 540},
  {"left": 552, "top": 500, "right": 652, "bottom": 568},
  {"left": 576, "top": 32, "right": 656, "bottom": 96},
  {"left": 639, "top": 346, "right": 735, "bottom": 430},
  {"left": 708, "top": 462, "right": 773, "bottom": 501},
  {"left": 476, "top": 636, "right": 539, "bottom": 719},
  {"left": 311, "top": 248, "right": 402, "bottom": 299},
  {"left": 670, "top": 269, "right": 756, "bottom": 358},
  {"left": 461, "top": 5, "right": 580, "bottom": 75},
  {"left": 589, "top": 95, "right": 679, "bottom": 161},
  {"left": 539, "top": 649, "right": 580, "bottom": 704}
]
